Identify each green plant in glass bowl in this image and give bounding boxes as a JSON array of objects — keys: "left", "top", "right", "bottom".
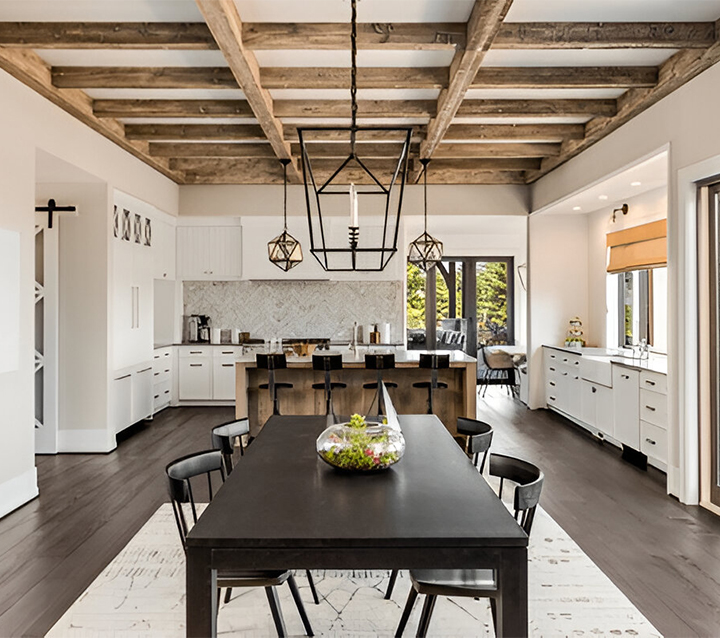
[{"left": 316, "top": 413, "right": 405, "bottom": 472}]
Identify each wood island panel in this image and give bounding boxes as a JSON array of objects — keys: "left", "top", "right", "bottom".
[{"left": 235, "top": 353, "right": 477, "bottom": 436}]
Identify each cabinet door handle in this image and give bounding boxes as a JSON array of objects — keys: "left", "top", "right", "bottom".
[
  {"left": 592, "top": 386, "right": 597, "bottom": 393},
  {"left": 164, "top": 390, "right": 170, "bottom": 395},
  {"left": 621, "top": 374, "right": 630, "bottom": 379},
  {"left": 221, "top": 351, "right": 234, "bottom": 355},
  {"left": 645, "top": 437, "right": 656, "bottom": 445},
  {"left": 562, "top": 358, "right": 568, "bottom": 362},
  {"left": 164, "top": 369, "right": 170, "bottom": 373},
  {"left": 190, "top": 351, "right": 203, "bottom": 354},
  {"left": 222, "top": 363, "right": 233, "bottom": 367},
  {"left": 645, "top": 380, "right": 656, "bottom": 386},
  {"left": 190, "top": 363, "right": 203, "bottom": 367},
  {"left": 562, "top": 372, "right": 568, "bottom": 376},
  {"left": 154, "top": 372, "right": 160, "bottom": 377},
  {"left": 550, "top": 354, "right": 556, "bottom": 359},
  {"left": 154, "top": 394, "right": 160, "bottom": 399},
  {"left": 645, "top": 405, "right": 656, "bottom": 411},
  {"left": 154, "top": 355, "right": 160, "bottom": 360},
  {"left": 114, "top": 373, "right": 131, "bottom": 381},
  {"left": 549, "top": 366, "right": 556, "bottom": 372},
  {"left": 549, "top": 395, "right": 556, "bottom": 401},
  {"left": 137, "top": 367, "right": 152, "bottom": 374},
  {"left": 549, "top": 381, "right": 555, "bottom": 387},
  {"left": 574, "top": 361, "right": 579, "bottom": 365}
]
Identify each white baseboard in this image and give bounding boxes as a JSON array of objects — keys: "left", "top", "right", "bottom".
[
  {"left": 0, "top": 467, "right": 38, "bottom": 519},
  {"left": 58, "top": 428, "right": 116, "bottom": 453}
]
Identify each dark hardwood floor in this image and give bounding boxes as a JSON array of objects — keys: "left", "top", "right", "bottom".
[{"left": 0, "top": 396, "right": 719, "bottom": 636}]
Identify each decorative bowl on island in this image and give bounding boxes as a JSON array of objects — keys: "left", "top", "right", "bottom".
[{"left": 316, "top": 414, "right": 405, "bottom": 472}]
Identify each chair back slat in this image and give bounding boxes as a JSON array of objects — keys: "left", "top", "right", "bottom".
[
  {"left": 256, "top": 352, "right": 287, "bottom": 370},
  {"left": 312, "top": 352, "right": 343, "bottom": 371},
  {"left": 365, "top": 353, "right": 395, "bottom": 370},
  {"left": 489, "top": 453, "right": 544, "bottom": 536},
  {"left": 166, "top": 450, "right": 225, "bottom": 548}
]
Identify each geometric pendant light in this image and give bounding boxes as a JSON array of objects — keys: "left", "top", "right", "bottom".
[
  {"left": 268, "top": 158, "right": 303, "bottom": 271},
  {"left": 408, "top": 158, "right": 443, "bottom": 271}
]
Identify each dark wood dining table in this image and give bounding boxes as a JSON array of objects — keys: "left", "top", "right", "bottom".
[{"left": 186, "top": 414, "right": 528, "bottom": 637}]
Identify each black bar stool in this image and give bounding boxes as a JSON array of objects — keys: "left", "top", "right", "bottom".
[
  {"left": 256, "top": 353, "right": 293, "bottom": 416},
  {"left": 363, "top": 353, "right": 397, "bottom": 416},
  {"left": 312, "top": 352, "right": 345, "bottom": 416},
  {"left": 412, "top": 353, "right": 450, "bottom": 415}
]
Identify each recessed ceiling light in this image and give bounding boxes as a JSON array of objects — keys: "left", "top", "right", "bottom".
[
  {"left": 631, "top": 181, "right": 642, "bottom": 186},
  {"left": 572, "top": 206, "right": 582, "bottom": 211},
  {"left": 598, "top": 195, "right": 609, "bottom": 200}
]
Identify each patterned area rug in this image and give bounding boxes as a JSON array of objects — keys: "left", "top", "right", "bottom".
[{"left": 46, "top": 500, "right": 662, "bottom": 638}]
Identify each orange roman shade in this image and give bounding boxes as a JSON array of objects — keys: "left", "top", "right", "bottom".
[{"left": 606, "top": 219, "right": 667, "bottom": 274}]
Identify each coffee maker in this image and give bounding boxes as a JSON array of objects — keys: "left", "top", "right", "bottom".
[{"left": 185, "top": 314, "right": 212, "bottom": 342}]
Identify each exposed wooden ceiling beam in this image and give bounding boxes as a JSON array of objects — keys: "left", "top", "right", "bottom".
[
  {"left": 471, "top": 66, "right": 658, "bottom": 89},
  {"left": 493, "top": 21, "right": 716, "bottom": 49},
  {"left": 0, "top": 22, "right": 218, "bottom": 49},
  {"left": 93, "top": 99, "right": 256, "bottom": 119},
  {"left": 194, "top": 0, "right": 299, "bottom": 179},
  {"left": 126, "top": 123, "right": 426, "bottom": 143},
  {"left": 526, "top": 41, "right": 720, "bottom": 182},
  {"left": 457, "top": 98, "right": 616, "bottom": 117},
  {"left": 94, "top": 97, "right": 615, "bottom": 120},
  {"left": 148, "top": 141, "right": 560, "bottom": 159},
  {"left": 421, "top": 0, "right": 515, "bottom": 160},
  {"left": 4, "top": 21, "right": 713, "bottom": 51},
  {"left": 445, "top": 123, "right": 585, "bottom": 141},
  {"left": 433, "top": 142, "right": 561, "bottom": 158},
  {"left": 53, "top": 65, "right": 656, "bottom": 91},
  {"left": 176, "top": 157, "right": 528, "bottom": 185},
  {"left": 0, "top": 48, "right": 179, "bottom": 181}
]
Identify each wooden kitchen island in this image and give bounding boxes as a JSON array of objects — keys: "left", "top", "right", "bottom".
[{"left": 235, "top": 349, "right": 477, "bottom": 436}]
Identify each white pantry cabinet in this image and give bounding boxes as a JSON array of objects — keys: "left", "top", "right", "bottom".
[
  {"left": 613, "top": 366, "right": 640, "bottom": 449},
  {"left": 153, "top": 217, "right": 176, "bottom": 280},
  {"left": 177, "top": 226, "right": 242, "bottom": 280}
]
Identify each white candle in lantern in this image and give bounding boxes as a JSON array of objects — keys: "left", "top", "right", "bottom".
[{"left": 349, "top": 182, "right": 359, "bottom": 227}]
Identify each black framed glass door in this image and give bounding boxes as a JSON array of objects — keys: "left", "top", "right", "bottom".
[{"left": 708, "top": 183, "right": 720, "bottom": 507}]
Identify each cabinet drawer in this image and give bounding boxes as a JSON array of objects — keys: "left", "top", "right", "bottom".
[
  {"left": 179, "top": 346, "right": 212, "bottom": 358},
  {"left": 153, "top": 379, "right": 172, "bottom": 410},
  {"left": 178, "top": 358, "right": 213, "bottom": 400},
  {"left": 640, "top": 389, "right": 667, "bottom": 429},
  {"left": 214, "top": 347, "right": 241, "bottom": 360},
  {"left": 640, "top": 370, "right": 667, "bottom": 395},
  {"left": 153, "top": 367, "right": 171, "bottom": 384},
  {"left": 640, "top": 421, "right": 667, "bottom": 464},
  {"left": 558, "top": 352, "right": 582, "bottom": 369}
]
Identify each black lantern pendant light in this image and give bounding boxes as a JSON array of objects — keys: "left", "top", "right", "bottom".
[
  {"left": 268, "top": 158, "right": 303, "bottom": 271},
  {"left": 297, "top": 0, "right": 412, "bottom": 271},
  {"left": 408, "top": 159, "right": 443, "bottom": 271}
]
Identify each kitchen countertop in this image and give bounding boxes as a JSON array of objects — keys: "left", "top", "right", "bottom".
[
  {"left": 235, "top": 348, "right": 476, "bottom": 365},
  {"left": 543, "top": 344, "right": 667, "bottom": 375}
]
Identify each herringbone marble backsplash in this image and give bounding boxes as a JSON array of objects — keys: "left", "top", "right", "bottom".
[{"left": 183, "top": 280, "right": 404, "bottom": 342}]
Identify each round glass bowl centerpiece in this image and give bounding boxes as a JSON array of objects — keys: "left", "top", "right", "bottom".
[{"left": 316, "top": 414, "right": 405, "bottom": 472}]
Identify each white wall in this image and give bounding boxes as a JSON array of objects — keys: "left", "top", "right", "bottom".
[
  {"left": 529, "top": 60, "right": 720, "bottom": 505},
  {"left": 527, "top": 213, "right": 589, "bottom": 409},
  {"left": 0, "top": 68, "right": 179, "bottom": 518},
  {"left": 586, "top": 187, "right": 668, "bottom": 348}
]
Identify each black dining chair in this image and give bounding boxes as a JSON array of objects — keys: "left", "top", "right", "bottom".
[
  {"left": 456, "top": 417, "right": 494, "bottom": 472},
  {"left": 311, "top": 352, "right": 345, "bottom": 416},
  {"left": 412, "top": 353, "right": 450, "bottom": 415},
  {"left": 394, "top": 453, "right": 544, "bottom": 637},
  {"left": 211, "top": 418, "right": 250, "bottom": 474},
  {"left": 257, "top": 353, "right": 293, "bottom": 416},
  {"left": 363, "top": 353, "right": 397, "bottom": 416},
  {"left": 384, "top": 418, "right": 494, "bottom": 601},
  {"left": 166, "top": 450, "right": 315, "bottom": 637},
  {"left": 210, "top": 424, "right": 321, "bottom": 606}
]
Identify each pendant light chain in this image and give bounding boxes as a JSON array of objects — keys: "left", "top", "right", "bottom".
[
  {"left": 282, "top": 159, "right": 288, "bottom": 231},
  {"left": 423, "top": 161, "right": 428, "bottom": 232},
  {"left": 350, "top": 0, "right": 358, "bottom": 152}
]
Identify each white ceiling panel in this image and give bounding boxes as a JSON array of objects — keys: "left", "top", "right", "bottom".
[
  {"left": 452, "top": 116, "right": 591, "bottom": 125},
  {"left": 506, "top": 0, "right": 720, "bottom": 22},
  {"left": 118, "top": 117, "right": 259, "bottom": 125},
  {"left": 233, "top": 0, "right": 475, "bottom": 23},
  {"left": 84, "top": 88, "right": 246, "bottom": 100},
  {"left": 464, "top": 88, "right": 626, "bottom": 100},
  {"left": 482, "top": 49, "right": 678, "bottom": 68},
  {"left": 0, "top": 0, "right": 204, "bottom": 22},
  {"left": 281, "top": 117, "right": 428, "bottom": 126},
  {"left": 254, "top": 49, "right": 455, "bottom": 68},
  {"left": 269, "top": 88, "right": 441, "bottom": 100},
  {"left": 35, "top": 49, "right": 229, "bottom": 68}
]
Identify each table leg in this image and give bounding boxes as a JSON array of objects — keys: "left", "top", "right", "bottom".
[
  {"left": 187, "top": 546, "right": 217, "bottom": 638},
  {"left": 495, "top": 547, "right": 528, "bottom": 638}
]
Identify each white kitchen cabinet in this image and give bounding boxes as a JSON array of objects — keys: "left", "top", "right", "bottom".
[
  {"left": 177, "top": 226, "right": 242, "bottom": 281},
  {"left": 213, "top": 358, "right": 237, "bottom": 401},
  {"left": 131, "top": 364, "right": 154, "bottom": 423},
  {"left": 110, "top": 372, "right": 132, "bottom": 434},
  {"left": 153, "top": 217, "right": 176, "bottom": 280},
  {"left": 179, "top": 355, "right": 213, "bottom": 400},
  {"left": 613, "top": 366, "right": 640, "bottom": 449},
  {"left": 152, "top": 347, "right": 174, "bottom": 413},
  {"left": 544, "top": 348, "right": 581, "bottom": 420},
  {"left": 580, "top": 380, "right": 614, "bottom": 437}
]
